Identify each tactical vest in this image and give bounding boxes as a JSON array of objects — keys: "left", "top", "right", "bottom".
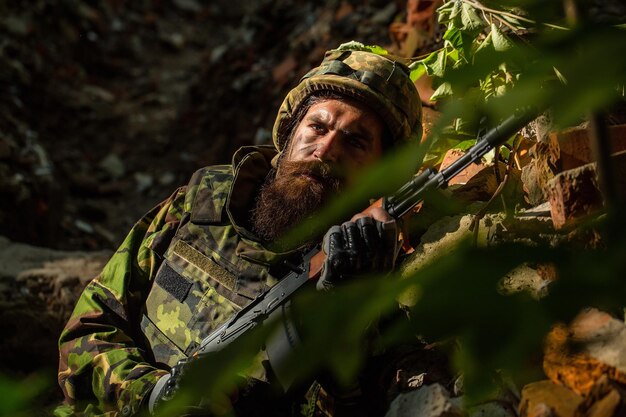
[
  {"left": 136, "top": 147, "right": 397, "bottom": 416},
  {"left": 139, "top": 147, "right": 285, "bottom": 369}
]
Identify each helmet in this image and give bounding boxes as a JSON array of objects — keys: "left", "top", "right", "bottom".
[{"left": 272, "top": 48, "right": 422, "bottom": 151}]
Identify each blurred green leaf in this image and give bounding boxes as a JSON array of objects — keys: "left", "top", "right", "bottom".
[
  {"left": 445, "top": 0, "right": 463, "bottom": 26},
  {"left": 336, "top": 41, "right": 388, "bottom": 55},
  {"left": 443, "top": 27, "right": 473, "bottom": 62},
  {"left": 423, "top": 49, "right": 448, "bottom": 78},
  {"left": 0, "top": 373, "right": 49, "bottom": 416},
  {"left": 409, "top": 61, "right": 427, "bottom": 82},
  {"left": 431, "top": 81, "right": 454, "bottom": 100}
]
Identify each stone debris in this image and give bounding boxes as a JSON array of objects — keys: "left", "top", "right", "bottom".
[
  {"left": 547, "top": 151, "right": 626, "bottom": 230},
  {"left": 439, "top": 149, "right": 487, "bottom": 186},
  {"left": 543, "top": 310, "right": 626, "bottom": 398},
  {"left": 521, "top": 140, "right": 560, "bottom": 206},
  {"left": 550, "top": 124, "right": 626, "bottom": 171},
  {"left": 385, "top": 383, "right": 518, "bottom": 417},
  {"left": 384, "top": 384, "right": 464, "bottom": 417},
  {"left": 518, "top": 380, "right": 584, "bottom": 417}
]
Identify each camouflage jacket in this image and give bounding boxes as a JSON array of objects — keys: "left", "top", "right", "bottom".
[{"left": 57, "top": 145, "right": 296, "bottom": 416}]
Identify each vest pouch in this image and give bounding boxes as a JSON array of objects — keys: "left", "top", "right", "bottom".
[
  {"left": 173, "top": 227, "right": 268, "bottom": 308},
  {"left": 142, "top": 256, "right": 240, "bottom": 364}
]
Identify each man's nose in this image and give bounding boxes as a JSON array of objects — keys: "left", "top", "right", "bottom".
[{"left": 313, "top": 132, "right": 340, "bottom": 163}]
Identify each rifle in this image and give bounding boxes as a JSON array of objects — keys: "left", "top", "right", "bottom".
[{"left": 193, "top": 107, "right": 536, "bottom": 380}]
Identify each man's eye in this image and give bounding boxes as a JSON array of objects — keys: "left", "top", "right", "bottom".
[
  {"left": 310, "top": 124, "right": 326, "bottom": 134},
  {"left": 347, "top": 136, "right": 366, "bottom": 150}
]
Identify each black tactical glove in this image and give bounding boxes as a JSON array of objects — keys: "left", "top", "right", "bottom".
[{"left": 317, "top": 216, "right": 399, "bottom": 291}]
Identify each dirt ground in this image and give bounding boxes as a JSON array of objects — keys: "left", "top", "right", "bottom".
[{"left": 1, "top": 0, "right": 404, "bottom": 252}]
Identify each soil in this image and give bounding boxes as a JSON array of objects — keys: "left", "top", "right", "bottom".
[{"left": 0, "top": 0, "right": 406, "bottom": 252}]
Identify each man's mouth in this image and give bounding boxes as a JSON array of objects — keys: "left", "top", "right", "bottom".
[{"left": 300, "top": 171, "right": 325, "bottom": 184}]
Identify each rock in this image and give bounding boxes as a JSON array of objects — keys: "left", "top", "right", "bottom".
[
  {"left": 521, "top": 141, "right": 559, "bottom": 206},
  {"left": 0, "top": 135, "right": 14, "bottom": 159},
  {"left": 521, "top": 123, "right": 626, "bottom": 208},
  {"left": 0, "top": 236, "right": 110, "bottom": 373},
  {"left": 499, "top": 264, "right": 551, "bottom": 299},
  {"left": 421, "top": 107, "right": 442, "bottom": 140},
  {"left": 158, "top": 171, "right": 176, "bottom": 186},
  {"left": 569, "top": 309, "right": 626, "bottom": 375},
  {"left": 518, "top": 380, "right": 583, "bottom": 417},
  {"left": 398, "top": 214, "right": 476, "bottom": 306},
  {"left": 210, "top": 44, "right": 229, "bottom": 63},
  {"left": 272, "top": 55, "right": 298, "bottom": 85},
  {"left": 0, "top": 235, "right": 110, "bottom": 310},
  {"left": 543, "top": 314, "right": 626, "bottom": 399},
  {"left": 1, "top": 16, "right": 31, "bottom": 36},
  {"left": 254, "top": 128, "right": 272, "bottom": 146},
  {"left": 74, "top": 219, "right": 95, "bottom": 234},
  {"left": 524, "top": 112, "right": 553, "bottom": 144},
  {"left": 162, "top": 32, "right": 186, "bottom": 50},
  {"left": 384, "top": 344, "right": 455, "bottom": 402},
  {"left": 399, "top": 204, "right": 568, "bottom": 306},
  {"left": 99, "top": 153, "right": 125, "bottom": 179},
  {"left": 385, "top": 383, "right": 464, "bottom": 417},
  {"left": 82, "top": 84, "right": 116, "bottom": 103},
  {"left": 172, "top": 0, "right": 202, "bottom": 13},
  {"left": 134, "top": 172, "right": 154, "bottom": 193}
]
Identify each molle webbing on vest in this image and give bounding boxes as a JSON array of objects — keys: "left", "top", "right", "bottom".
[{"left": 172, "top": 240, "right": 237, "bottom": 291}]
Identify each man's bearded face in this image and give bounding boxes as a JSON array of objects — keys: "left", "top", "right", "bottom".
[
  {"left": 251, "top": 97, "right": 385, "bottom": 244},
  {"left": 251, "top": 157, "right": 343, "bottom": 243}
]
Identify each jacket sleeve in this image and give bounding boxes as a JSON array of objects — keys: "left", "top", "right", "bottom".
[{"left": 57, "top": 187, "right": 187, "bottom": 416}]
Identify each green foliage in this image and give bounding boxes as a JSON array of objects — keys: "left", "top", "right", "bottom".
[
  {"left": 336, "top": 41, "right": 389, "bottom": 55},
  {"left": 0, "top": 373, "right": 49, "bottom": 417},
  {"left": 410, "top": 0, "right": 626, "bottom": 164}
]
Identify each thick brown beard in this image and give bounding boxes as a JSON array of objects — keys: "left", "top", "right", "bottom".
[{"left": 251, "top": 159, "right": 343, "bottom": 246}]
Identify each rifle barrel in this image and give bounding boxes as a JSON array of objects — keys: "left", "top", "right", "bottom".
[{"left": 384, "top": 107, "right": 536, "bottom": 219}]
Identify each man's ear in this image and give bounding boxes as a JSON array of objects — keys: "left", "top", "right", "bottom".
[{"left": 271, "top": 152, "right": 282, "bottom": 169}]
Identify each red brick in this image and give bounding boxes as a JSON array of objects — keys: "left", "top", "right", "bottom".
[
  {"left": 550, "top": 124, "right": 626, "bottom": 171},
  {"left": 547, "top": 151, "right": 626, "bottom": 229},
  {"left": 439, "top": 148, "right": 485, "bottom": 186}
]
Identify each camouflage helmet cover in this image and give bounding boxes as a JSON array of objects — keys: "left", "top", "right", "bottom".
[{"left": 272, "top": 48, "right": 422, "bottom": 151}]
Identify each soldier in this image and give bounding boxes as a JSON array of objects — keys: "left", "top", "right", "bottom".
[{"left": 56, "top": 46, "right": 422, "bottom": 416}]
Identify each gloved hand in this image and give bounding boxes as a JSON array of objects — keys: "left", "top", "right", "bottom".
[{"left": 317, "top": 216, "right": 399, "bottom": 291}]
